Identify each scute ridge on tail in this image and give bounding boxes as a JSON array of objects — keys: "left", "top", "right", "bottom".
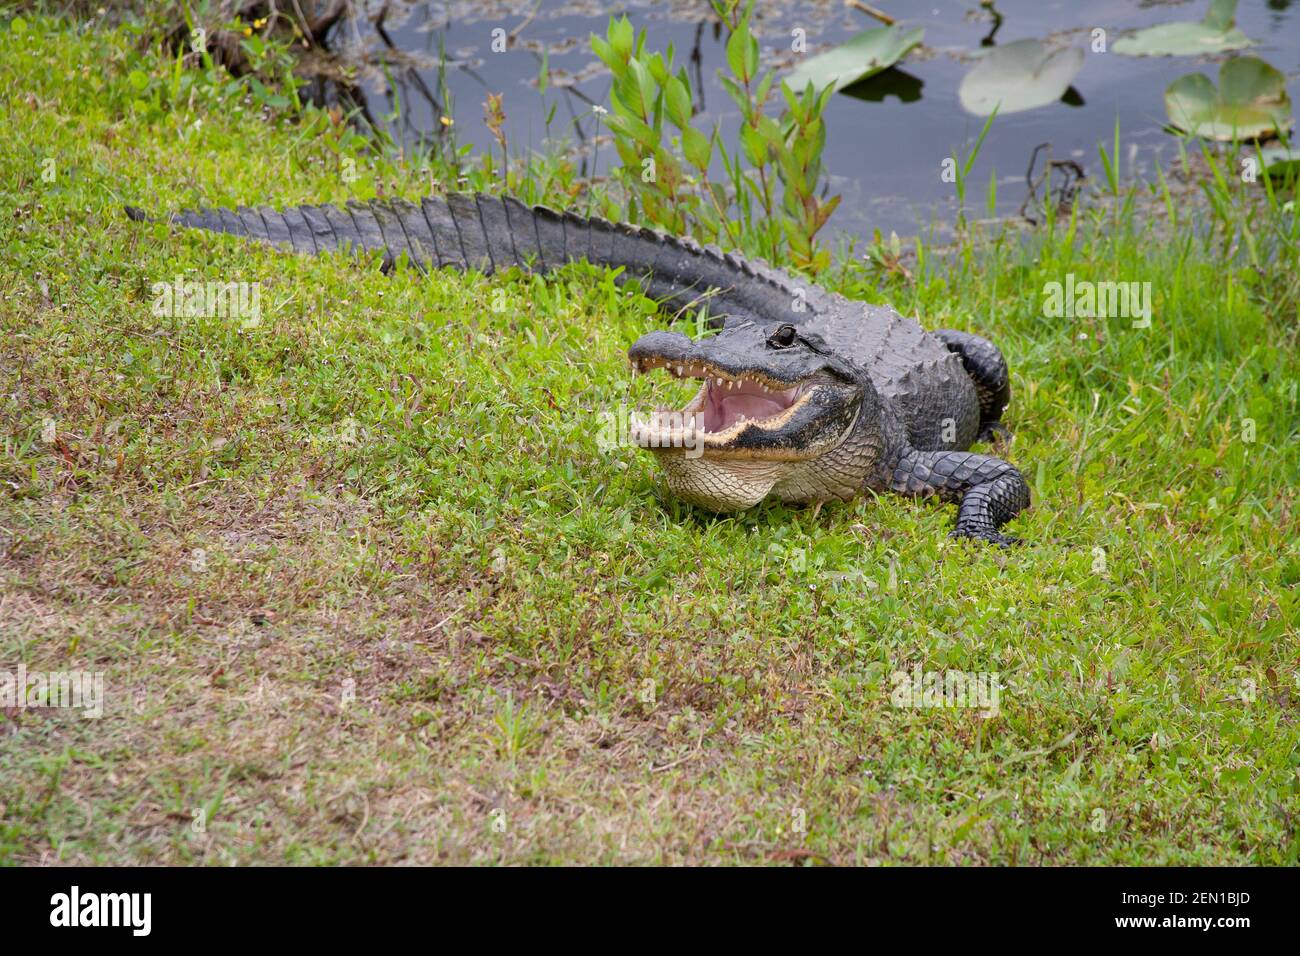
[{"left": 125, "top": 192, "right": 813, "bottom": 326}]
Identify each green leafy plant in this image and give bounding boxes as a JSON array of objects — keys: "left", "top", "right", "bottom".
[
  {"left": 592, "top": 1, "right": 840, "bottom": 272},
  {"left": 117, "top": 11, "right": 305, "bottom": 123}
]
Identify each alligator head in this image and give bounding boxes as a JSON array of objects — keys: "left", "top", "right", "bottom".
[{"left": 626, "top": 321, "right": 869, "bottom": 512}]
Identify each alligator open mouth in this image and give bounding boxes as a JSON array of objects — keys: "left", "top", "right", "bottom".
[{"left": 630, "top": 356, "right": 814, "bottom": 446}]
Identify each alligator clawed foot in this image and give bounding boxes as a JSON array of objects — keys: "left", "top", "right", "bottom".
[{"left": 976, "top": 421, "right": 1012, "bottom": 445}]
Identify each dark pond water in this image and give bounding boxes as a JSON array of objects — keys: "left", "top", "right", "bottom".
[{"left": 338, "top": 0, "right": 1300, "bottom": 242}]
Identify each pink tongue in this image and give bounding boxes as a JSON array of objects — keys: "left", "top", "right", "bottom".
[{"left": 711, "top": 394, "right": 784, "bottom": 430}]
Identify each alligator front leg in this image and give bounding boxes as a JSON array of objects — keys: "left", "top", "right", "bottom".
[
  {"left": 881, "top": 448, "right": 1030, "bottom": 546},
  {"left": 931, "top": 329, "right": 1012, "bottom": 443}
]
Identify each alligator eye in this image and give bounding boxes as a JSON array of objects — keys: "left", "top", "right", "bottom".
[{"left": 768, "top": 324, "right": 797, "bottom": 349}]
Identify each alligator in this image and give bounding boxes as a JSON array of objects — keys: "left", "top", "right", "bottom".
[{"left": 125, "top": 194, "right": 1030, "bottom": 544}]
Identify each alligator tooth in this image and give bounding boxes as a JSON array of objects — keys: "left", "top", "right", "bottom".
[{"left": 675, "top": 365, "right": 683, "bottom": 376}]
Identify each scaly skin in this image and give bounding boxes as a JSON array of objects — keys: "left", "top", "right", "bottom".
[{"left": 125, "top": 193, "right": 1030, "bottom": 543}]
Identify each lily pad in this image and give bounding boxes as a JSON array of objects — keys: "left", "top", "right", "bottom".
[
  {"left": 1113, "top": 0, "right": 1252, "bottom": 57},
  {"left": 1164, "top": 56, "right": 1292, "bottom": 141},
  {"left": 1259, "top": 145, "right": 1300, "bottom": 178},
  {"left": 957, "top": 39, "right": 1084, "bottom": 117},
  {"left": 784, "top": 24, "right": 923, "bottom": 94}
]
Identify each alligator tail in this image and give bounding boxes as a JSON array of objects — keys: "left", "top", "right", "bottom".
[{"left": 124, "top": 194, "right": 807, "bottom": 326}]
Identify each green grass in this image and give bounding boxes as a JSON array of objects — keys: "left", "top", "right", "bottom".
[{"left": 1, "top": 14, "right": 1297, "bottom": 865}]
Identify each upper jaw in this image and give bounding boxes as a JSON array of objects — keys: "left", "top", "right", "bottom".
[
  {"left": 628, "top": 351, "right": 807, "bottom": 393},
  {"left": 627, "top": 329, "right": 812, "bottom": 391}
]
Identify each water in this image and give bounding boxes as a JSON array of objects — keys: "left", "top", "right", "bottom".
[{"left": 337, "top": 0, "right": 1300, "bottom": 242}]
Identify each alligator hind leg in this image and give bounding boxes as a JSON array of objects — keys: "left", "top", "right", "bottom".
[
  {"left": 883, "top": 447, "right": 1030, "bottom": 546},
  {"left": 932, "top": 329, "right": 1011, "bottom": 442}
]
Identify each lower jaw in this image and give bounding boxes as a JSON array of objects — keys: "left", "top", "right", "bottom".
[
  {"left": 645, "top": 440, "right": 824, "bottom": 463},
  {"left": 656, "top": 452, "right": 784, "bottom": 513}
]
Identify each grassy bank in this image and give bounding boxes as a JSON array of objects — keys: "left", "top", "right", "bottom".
[{"left": 1, "top": 13, "right": 1297, "bottom": 865}]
